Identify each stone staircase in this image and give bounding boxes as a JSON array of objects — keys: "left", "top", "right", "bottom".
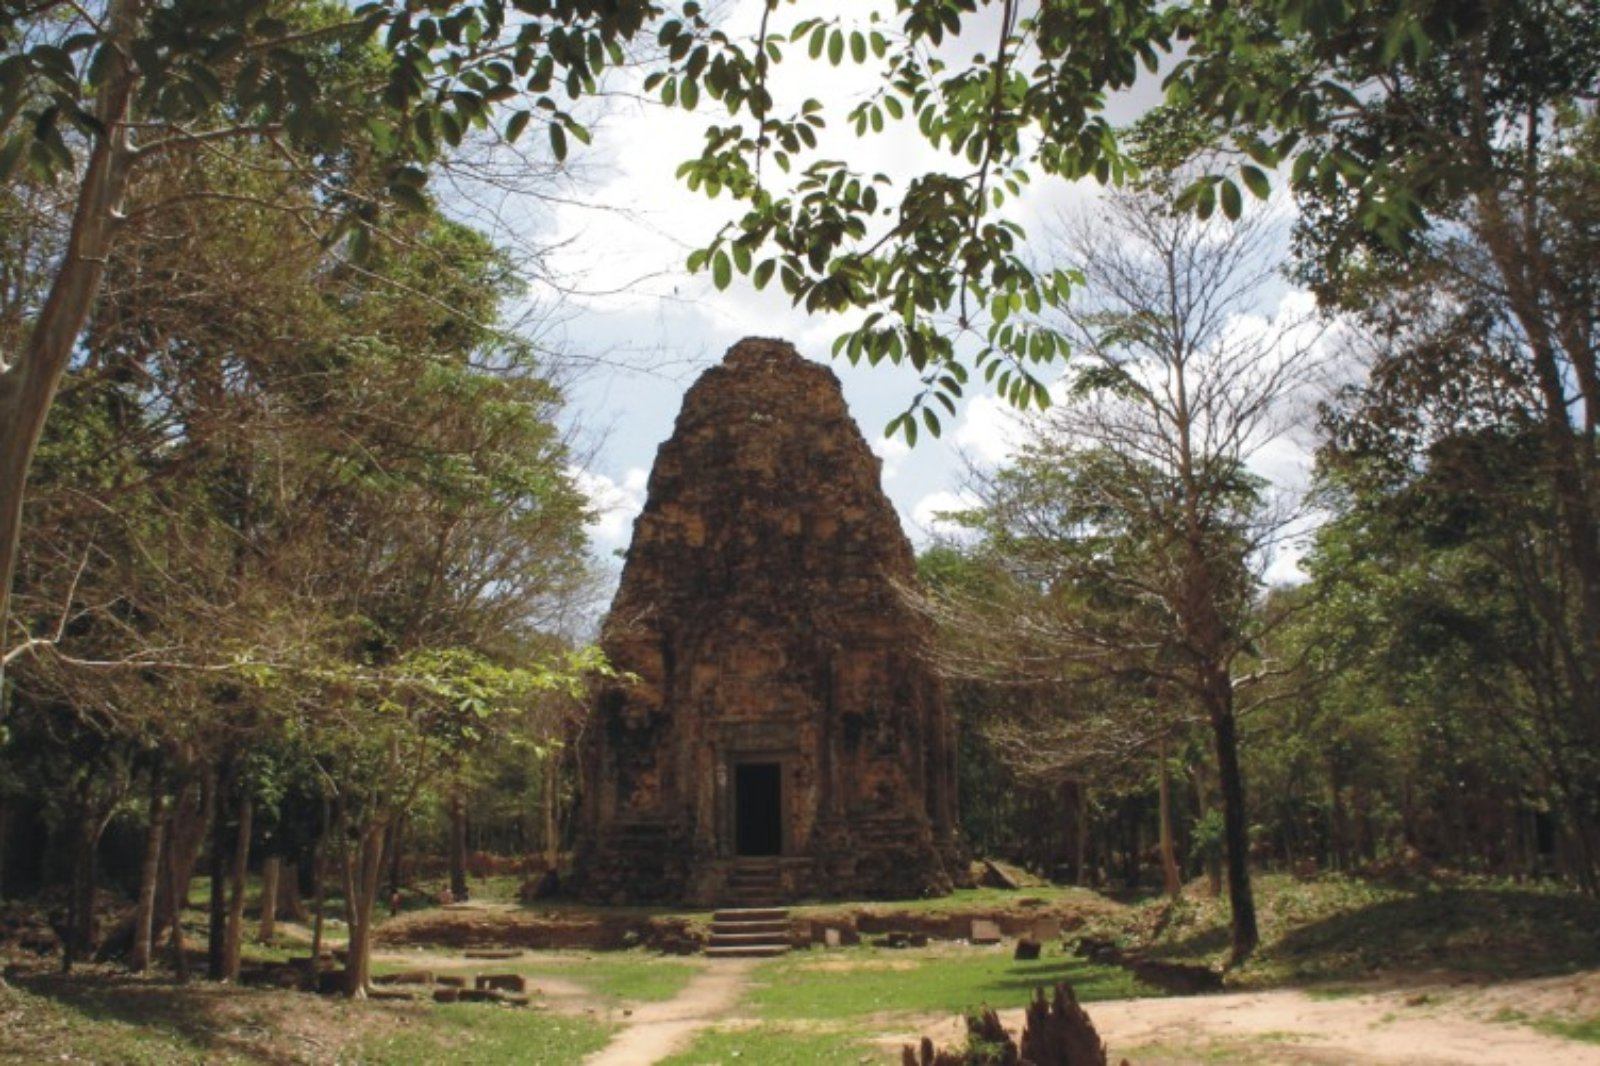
[
  {"left": 705, "top": 860, "right": 791, "bottom": 957},
  {"left": 723, "top": 859, "right": 783, "bottom": 905},
  {"left": 705, "top": 906, "right": 791, "bottom": 958}
]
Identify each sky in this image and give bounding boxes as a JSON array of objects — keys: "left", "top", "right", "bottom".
[{"left": 471, "top": 0, "right": 1327, "bottom": 604}]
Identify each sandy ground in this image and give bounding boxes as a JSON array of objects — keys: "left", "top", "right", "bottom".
[
  {"left": 583, "top": 960, "right": 756, "bottom": 1065},
  {"left": 895, "top": 973, "right": 1600, "bottom": 1065}
]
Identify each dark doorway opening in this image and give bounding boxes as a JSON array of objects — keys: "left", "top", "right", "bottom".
[{"left": 735, "top": 762, "right": 782, "bottom": 856}]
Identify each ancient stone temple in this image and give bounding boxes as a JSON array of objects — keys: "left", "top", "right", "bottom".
[{"left": 570, "top": 338, "right": 959, "bottom": 904}]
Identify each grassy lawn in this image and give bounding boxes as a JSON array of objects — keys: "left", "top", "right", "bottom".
[
  {"left": 369, "top": 947, "right": 699, "bottom": 1005},
  {"left": 355, "top": 1003, "right": 615, "bottom": 1064},
  {"left": 789, "top": 883, "right": 1103, "bottom": 917},
  {"left": 661, "top": 1021, "right": 881, "bottom": 1065},
  {"left": 1493, "top": 1007, "right": 1600, "bottom": 1046},
  {"left": 1, "top": 964, "right": 621, "bottom": 1065},
  {"left": 748, "top": 942, "right": 1155, "bottom": 1020},
  {"left": 518, "top": 951, "right": 698, "bottom": 1004},
  {"left": 1119, "top": 873, "right": 1600, "bottom": 988},
  {"left": 1533, "top": 1015, "right": 1600, "bottom": 1044}
]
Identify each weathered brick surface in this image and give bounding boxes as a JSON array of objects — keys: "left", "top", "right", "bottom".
[{"left": 571, "top": 338, "right": 958, "bottom": 903}]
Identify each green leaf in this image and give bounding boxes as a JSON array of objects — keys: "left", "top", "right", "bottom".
[
  {"left": 505, "top": 109, "right": 531, "bottom": 143},
  {"left": 1220, "top": 178, "right": 1242, "bottom": 220},
  {"left": 712, "top": 249, "right": 731, "bottom": 289},
  {"left": 1240, "top": 164, "right": 1271, "bottom": 200},
  {"left": 549, "top": 121, "right": 568, "bottom": 161}
]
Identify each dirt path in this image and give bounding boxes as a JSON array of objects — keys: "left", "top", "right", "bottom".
[
  {"left": 582, "top": 959, "right": 756, "bottom": 1065},
  {"left": 905, "top": 978, "right": 1600, "bottom": 1065}
]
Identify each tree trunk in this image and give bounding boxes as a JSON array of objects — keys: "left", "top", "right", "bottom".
[
  {"left": 166, "top": 825, "right": 189, "bottom": 982},
  {"left": 63, "top": 811, "right": 98, "bottom": 973},
  {"left": 1207, "top": 676, "right": 1259, "bottom": 962},
  {"left": 342, "top": 821, "right": 387, "bottom": 998},
  {"left": 448, "top": 790, "right": 469, "bottom": 901},
  {"left": 543, "top": 761, "right": 560, "bottom": 869},
  {"left": 386, "top": 816, "right": 404, "bottom": 905},
  {"left": 258, "top": 854, "right": 280, "bottom": 943},
  {"left": 130, "top": 769, "right": 167, "bottom": 973},
  {"left": 223, "top": 791, "right": 253, "bottom": 981},
  {"left": 155, "top": 772, "right": 211, "bottom": 948},
  {"left": 280, "top": 857, "right": 309, "bottom": 923},
  {"left": 310, "top": 829, "right": 327, "bottom": 962},
  {"left": 206, "top": 777, "right": 230, "bottom": 980},
  {"left": 0, "top": 0, "right": 139, "bottom": 648},
  {"left": 1157, "top": 748, "right": 1182, "bottom": 899},
  {"left": 0, "top": 795, "right": 9, "bottom": 902}
]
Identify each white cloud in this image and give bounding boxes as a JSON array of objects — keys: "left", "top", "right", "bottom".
[
  {"left": 951, "top": 392, "right": 1030, "bottom": 466},
  {"left": 572, "top": 465, "right": 649, "bottom": 550},
  {"left": 910, "top": 489, "right": 980, "bottom": 542},
  {"left": 871, "top": 434, "right": 910, "bottom": 481}
]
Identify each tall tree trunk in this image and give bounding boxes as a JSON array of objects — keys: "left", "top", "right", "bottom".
[
  {"left": 448, "top": 790, "right": 469, "bottom": 901},
  {"left": 0, "top": 795, "right": 9, "bottom": 902},
  {"left": 0, "top": 0, "right": 139, "bottom": 649},
  {"left": 1207, "top": 674, "right": 1259, "bottom": 962},
  {"left": 258, "top": 854, "right": 280, "bottom": 943},
  {"left": 166, "top": 826, "right": 189, "bottom": 982},
  {"left": 223, "top": 791, "right": 253, "bottom": 981},
  {"left": 63, "top": 809, "right": 98, "bottom": 973},
  {"left": 206, "top": 774, "right": 231, "bottom": 980},
  {"left": 310, "top": 826, "right": 327, "bottom": 962},
  {"left": 130, "top": 768, "right": 167, "bottom": 973},
  {"left": 343, "top": 821, "right": 387, "bottom": 998},
  {"left": 386, "top": 816, "right": 404, "bottom": 905},
  {"left": 543, "top": 763, "right": 559, "bottom": 869},
  {"left": 1157, "top": 747, "right": 1182, "bottom": 899},
  {"left": 280, "top": 856, "right": 309, "bottom": 923}
]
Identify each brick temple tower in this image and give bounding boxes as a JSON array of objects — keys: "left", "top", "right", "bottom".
[{"left": 570, "top": 338, "right": 958, "bottom": 904}]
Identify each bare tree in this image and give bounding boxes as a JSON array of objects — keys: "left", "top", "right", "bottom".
[{"left": 948, "top": 184, "right": 1322, "bottom": 960}]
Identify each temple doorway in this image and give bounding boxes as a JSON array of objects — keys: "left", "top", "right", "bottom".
[{"left": 734, "top": 762, "right": 782, "bottom": 856}]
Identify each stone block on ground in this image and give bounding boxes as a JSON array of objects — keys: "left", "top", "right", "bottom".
[
  {"left": 433, "top": 987, "right": 461, "bottom": 1003},
  {"left": 980, "top": 859, "right": 1021, "bottom": 890},
  {"left": 1014, "top": 937, "right": 1042, "bottom": 961},
  {"left": 823, "top": 927, "right": 842, "bottom": 948},
  {"left": 1030, "top": 917, "right": 1062, "bottom": 941},
  {"left": 970, "top": 919, "right": 1002, "bottom": 945},
  {"left": 436, "top": 974, "right": 468, "bottom": 988},
  {"left": 475, "top": 973, "right": 528, "bottom": 993},
  {"left": 464, "top": 949, "right": 522, "bottom": 959}
]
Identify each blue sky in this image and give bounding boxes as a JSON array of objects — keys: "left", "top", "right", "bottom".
[{"left": 466, "top": 0, "right": 1323, "bottom": 601}]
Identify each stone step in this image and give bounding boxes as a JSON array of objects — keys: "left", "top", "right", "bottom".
[
  {"left": 711, "top": 919, "right": 790, "bottom": 935},
  {"left": 713, "top": 907, "right": 789, "bottom": 922},
  {"left": 709, "top": 932, "right": 790, "bottom": 947},
  {"left": 704, "top": 944, "right": 790, "bottom": 958}
]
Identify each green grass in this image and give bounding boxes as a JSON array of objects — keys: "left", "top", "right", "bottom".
[
  {"left": 660, "top": 1022, "right": 882, "bottom": 1065},
  {"left": 0, "top": 980, "right": 229, "bottom": 1065},
  {"left": 1532, "top": 1015, "right": 1600, "bottom": 1044},
  {"left": 748, "top": 943, "right": 1155, "bottom": 1020},
  {"left": 355, "top": 1003, "right": 614, "bottom": 1064},
  {"left": 370, "top": 948, "right": 697, "bottom": 1005},
  {"left": 789, "top": 884, "right": 1098, "bottom": 917},
  {"left": 1120, "top": 873, "right": 1600, "bottom": 988},
  {"left": 519, "top": 951, "right": 698, "bottom": 1004},
  {"left": 1494, "top": 1007, "right": 1600, "bottom": 1045}
]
